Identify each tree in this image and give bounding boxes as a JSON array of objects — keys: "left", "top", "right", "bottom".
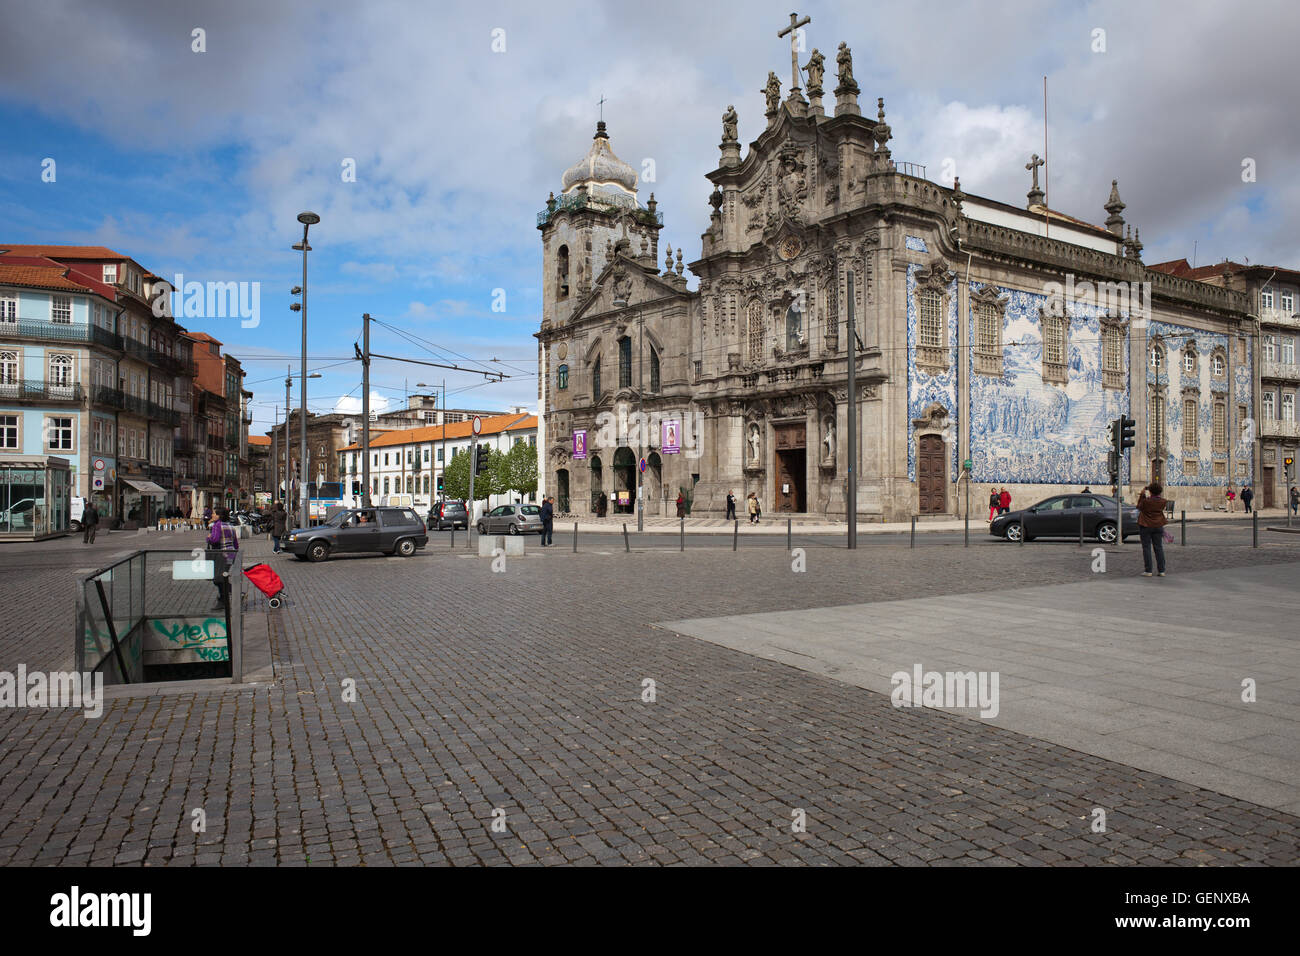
[
  {"left": 441, "top": 447, "right": 471, "bottom": 501},
  {"left": 500, "top": 441, "right": 538, "bottom": 498}
]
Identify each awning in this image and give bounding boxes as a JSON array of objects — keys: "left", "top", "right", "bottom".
[{"left": 122, "top": 478, "right": 169, "bottom": 496}]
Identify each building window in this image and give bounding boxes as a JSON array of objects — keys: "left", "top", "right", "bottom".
[
  {"left": 1283, "top": 337, "right": 1296, "bottom": 364},
  {"left": 384, "top": 453, "right": 389, "bottom": 466},
  {"left": 0, "top": 350, "right": 18, "bottom": 388},
  {"left": 1100, "top": 318, "right": 1125, "bottom": 390},
  {"left": 1183, "top": 459, "right": 1199, "bottom": 477},
  {"left": 437, "top": 447, "right": 444, "bottom": 463},
  {"left": 785, "top": 301, "right": 803, "bottom": 351},
  {"left": 1183, "top": 349, "right": 1196, "bottom": 373},
  {"left": 592, "top": 357, "right": 601, "bottom": 398},
  {"left": 383, "top": 477, "right": 390, "bottom": 495},
  {"left": 1149, "top": 344, "right": 1164, "bottom": 370},
  {"left": 693, "top": 360, "right": 702, "bottom": 383},
  {"left": 1212, "top": 353, "right": 1226, "bottom": 377},
  {"left": 423, "top": 475, "right": 429, "bottom": 494},
  {"left": 46, "top": 416, "right": 74, "bottom": 451},
  {"left": 51, "top": 295, "right": 72, "bottom": 324},
  {"left": 747, "top": 300, "right": 764, "bottom": 364},
  {"left": 1183, "top": 399, "right": 1198, "bottom": 450},
  {"left": 650, "top": 349, "right": 660, "bottom": 391},
  {"left": 103, "top": 263, "right": 117, "bottom": 284},
  {"left": 405, "top": 475, "right": 413, "bottom": 494},
  {"left": 618, "top": 336, "right": 632, "bottom": 388},
  {"left": 1282, "top": 291, "right": 1295, "bottom": 314},
  {"left": 0, "top": 295, "right": 15, "bottom": 324},
  {"left": 1213, "top": 401, "right": 1227, "bottom": 450},
  {"left": 372, "top": 478, "right": 378, "bottom": 496},
  {"left": 1261, "top": 288, "right": 1274, "bottom": 310},
  {"left": 0, "top": 415, "right": 17, "bottom": 449},
  {"left": 48, "top": 354, "right": 74, "bottom": 389},
  {"left": 556, "top": 245, "right": 569, "bottom": 300},
  {"left": 423, "top": 447, "right": 430, "bottom": 462},
  {"left": 1285, "top": 394, "right": 1296, "bottom": 423},
  {"left": 557, "top": 364, "right": 569, "bottom": 389},
  {"left": 1041, "top": 311, "right": 1068, "bottom": 385},
  {"left": 973, "top": 290, "right": 1006, "bottom": 377},
  {"left": 1263, "top": 334, "right": 1275, "bottom": 362},
  {"left": 1149, "top": 392, "right": 1165, "bottom": 449}
]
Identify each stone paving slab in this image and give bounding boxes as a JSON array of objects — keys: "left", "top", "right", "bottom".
[{"left": 660, "top": 563, "right": 1300, "bottom": 813}]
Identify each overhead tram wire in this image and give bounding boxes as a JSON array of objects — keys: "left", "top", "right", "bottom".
[{"left": 370, "top": 317, "right": 520, "bottom": 379}]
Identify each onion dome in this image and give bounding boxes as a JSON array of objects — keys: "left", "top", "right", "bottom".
[{"left": 560, "top": 121, "right": 638, "bottom": 205}]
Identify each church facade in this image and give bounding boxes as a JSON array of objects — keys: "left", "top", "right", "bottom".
[{"left": 535, "top": 34, "right": 1254, "bottom": 521}]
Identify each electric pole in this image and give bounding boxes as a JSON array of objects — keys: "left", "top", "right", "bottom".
[
  {"left": 847, "top": 271, "right": 857, "bottom": 548},
  {"left": 284, "top": 367, "right": 292, "bottom": 512},
  {"left": 361, "top": 313, "right": 371, "bottom": 507}
]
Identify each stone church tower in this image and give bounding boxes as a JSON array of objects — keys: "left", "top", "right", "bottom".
[{"left": 538, "top": 33, "right": 1253, "bottom": 521}]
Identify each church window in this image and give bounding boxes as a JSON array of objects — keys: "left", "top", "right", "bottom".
[
  {"left": 592, "top": 357, "right": 601, "bottom": 398},
  {"left": 1149, "top": 391, "right": 1165, "bottom": 449},
  {"left": 1212, "top": 401, "right": 1227, "bottom": 450},
  {"left": 1183, "top": 399, "right": 1198, "bottom": 450},
  {"left": 1040, "top": 310, "right": 1068, "bottom": 385},
  {"left": 618, "top": 337, "right": 632, "bottom": 388},
  {"left": 557, "top": 245, "right": 570, "bottom": 300},
  {"left": 785, "top": 301, "right": 803, "bottom": 352},
  {"left": 972, "top": 290, "right": 1005, "bottom": 377},
  {"left": 1212, "top": 352, "right": 1226, "bottom": 377},
  {"left": 557, "top": 364, "right": 568, "bottom": 390},
  {"left": 693, "top": 360, "right": 702, "bottom": 383},
  {"left": 650, "top": 349, "right": 660, "bottom": 392},
  {"left": 747, "top": 300, "right": 764, "bottom": 364},
  {"left": 1149, "top": 344, "right": 1164, "bottom": 371},
  {"left": 1183, "top": 349, "right": 1197, "bottom": 373},
  {"left": 918, "top": 289, "right": 942, "bottom": 350},
  {"left": 1100, "top": 317, "right": 1125, "bottom": 390}
]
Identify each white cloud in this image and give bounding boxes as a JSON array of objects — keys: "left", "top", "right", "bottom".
[{"left": 334, "top": 391, "right": 390, "bottom": 415}]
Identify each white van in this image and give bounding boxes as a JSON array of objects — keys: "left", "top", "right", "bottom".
[{"left": 69, "top": 496, "right": 87, "bottom": 532}]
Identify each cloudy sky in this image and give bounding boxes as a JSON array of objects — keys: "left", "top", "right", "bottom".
[{"left": 3, "top": 0, "right": 1296, "bottom": 433}]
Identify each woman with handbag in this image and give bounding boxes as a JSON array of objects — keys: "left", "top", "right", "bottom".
[
  {"left": 1136, "top": 482, "right": 1169, "bottom": 577},
  {"left": 207, "top": 508, "right": 241, "bottom": 609}
]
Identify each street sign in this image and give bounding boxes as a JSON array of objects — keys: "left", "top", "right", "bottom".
[
  {"left": 93, "top": 458, "right": 105, "bottom": 472},
  {"left": 638, "top": 457, "right": 647, "bottom": 473},
  {"left": 471, "top": 416, "right": 482, "bottom": 436}
]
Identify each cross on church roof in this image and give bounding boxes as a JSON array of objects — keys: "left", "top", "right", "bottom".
[
  {"left": 777, "top": 11, "right": 811, "bottom": 92},
  {"left": 598, "top": 94, "right": 607, "bottom": 122}
]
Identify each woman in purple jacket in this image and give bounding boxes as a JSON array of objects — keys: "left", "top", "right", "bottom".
[{"left": 207, "top": 509, "right": 240, "bottom": 609}]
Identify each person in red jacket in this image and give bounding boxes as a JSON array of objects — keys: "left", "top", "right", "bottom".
[{"left": 997, "top": 487, "right": 1011, "bottom": 515}]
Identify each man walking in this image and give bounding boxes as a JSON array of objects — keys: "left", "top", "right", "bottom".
[
  {"left": 1137, "top": 481, "right": 1169, "bottom": 577},
  {"left": 540, "top": 495, "right": 554, "bottom": 546},
  {"left": 1241, "top": 485, "right": 1253, "bottom": 513},
  {"left": 81, "top": 499, "right": 99, "bottom": 544},
  {"left": 270, "top": 502, "right": 288, "bottom": 553},
  {"left": 725, "top": 490, "right": 737, "bottom": 521},
  {"left": 1291, "top": 486, "right": 1299, "bottom": 516},
  {"left": 998, "top": 487, "right": 1012, "bottom": 516}
]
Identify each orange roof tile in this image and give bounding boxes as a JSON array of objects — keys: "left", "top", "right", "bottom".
[
  {"left": 340, "top": 413, "right": 535, "bottom": 451},
  {"left": 0, "top": 262, "right": 107, "bottom": 294},
  {"left": 0, "top": 244, "right": 128, "bottom": 260},
  {"left": 247, "top": 435, "right": 272, "bottom": 446}
]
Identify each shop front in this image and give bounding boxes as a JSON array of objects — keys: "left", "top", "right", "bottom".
[
  {"left": 120, "top": 477, "right": 170, "bottom": 528},
  {"left": 0, "top": 456, "right": 72, "bottom": 541}
]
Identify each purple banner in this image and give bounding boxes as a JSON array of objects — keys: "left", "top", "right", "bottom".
[
  {"left": 662, "top": 419, "right": 680, "bottom": 455},
  {"left": 572, "top": 429, "right": 587, "bottom": 460}
]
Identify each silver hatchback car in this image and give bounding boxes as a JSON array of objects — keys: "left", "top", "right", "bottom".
[{"left": 476, "top": 503, "right": 544, "bottom": 535}]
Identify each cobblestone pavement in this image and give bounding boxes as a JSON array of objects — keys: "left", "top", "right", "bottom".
[{"left": 0, "top": 532, "right": 1298, "bottom": 866}]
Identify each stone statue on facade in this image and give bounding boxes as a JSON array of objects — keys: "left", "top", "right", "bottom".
[
  {"left": 722, "top": 105, "right": 738, "bottom": 143},
  {"left": 748, "top": 423, "right": 762, "bottom": 462},
  {"left": 836, "top": 42, "right": 856, "bottom": 89},
  {"left": 823, "top": 417, "right": 835, "bottom": 461},
  {"left": 763, "top": 72, "right": 781, "bottom": 114},
  {"left": 803, "top": 49, "right": 825, "bottom": 92}
]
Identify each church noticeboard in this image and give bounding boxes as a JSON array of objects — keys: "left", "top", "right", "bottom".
[
  {"left": 662, "top": 420, "right": 680, "bottom": 455},
  {"left": 572, "top": 430, "right": 587, "bottom": 460}
]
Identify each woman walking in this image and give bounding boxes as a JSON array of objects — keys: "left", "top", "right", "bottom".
[
  {"left": 206, "top": 508, "right": 241, "bottom": 609},
  {"left": 988, "top": 488, "right": 999, "bottom": 522},
  {"left": 747, "top": 492, "right": 760, "bottom": 525},
  {"left": 1137, "top": 482, "right": 1169, "bottom": 577}
]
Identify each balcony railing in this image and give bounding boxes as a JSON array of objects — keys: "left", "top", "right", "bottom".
[
  {"left": 0, "top": 380, "right": 83, "bottom": 403},
  {"left": 1259, "top": 307, "right": 1299, "bottom": 328},
  {"left": 1261, "top": 360, "right": 1300, "bottom": 381},
  {"left": 1260, "top": 419, "right": 1300, "bottom": 439},
  {"left": 1, "top": 319, "right": 123, "bottom": 351}
]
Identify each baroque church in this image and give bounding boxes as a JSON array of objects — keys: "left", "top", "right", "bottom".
[{"left": 534, "top": 24, "right": 1253, "bottom": 521}]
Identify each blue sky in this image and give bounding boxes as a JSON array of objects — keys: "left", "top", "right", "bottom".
[{"left": 3, "top": 0, "right": 1297, "bottom": 435}]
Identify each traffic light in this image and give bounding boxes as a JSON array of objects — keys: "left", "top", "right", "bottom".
[
  {"left": 1107, "top": 449, "right": 1119, "bottom": 482},
  {"left": 351, "top": 481, "right": 361, "bottom": 496},
  {"left": 475, "top": 444, "right": 489, "bottom": 475},
  {"left": 1286, "top": 456, "right": 1295, "bottom": 480},
  {"left": 1108, "top": 419, "right": 1119, "bottom": 452},
  {"left": 436, "top": 475, "right": 444, "bottom": 493},
  {"left": 1119, "top": 416, "right": 1136, "bottom": 451}
]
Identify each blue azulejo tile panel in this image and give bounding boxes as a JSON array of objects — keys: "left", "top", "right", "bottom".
[
  {"left": 905, "top": 236, "right": 928, "bottom": 253},
  {"left": 906, "top": 264, "right": 958, "bottom": 483},
  {"left": 966, "top": 284, "right": 1130, "bottom": 486}
]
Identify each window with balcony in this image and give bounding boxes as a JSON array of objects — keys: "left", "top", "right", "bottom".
[
  {"left": 1264, "top": 334, "right": 1275, "bottom": 362},
  {"left": 1283, "top": 337, "right": 1295, "bottom": 364},
  {"left": 0, "top": 295, "right": 15, "bottom": 324},
  {"left": 1283, "top": 291, "right": 1295, "bottom": 314},
  {"left": 51, "top": 296, "right": 72, "bottom": 324},
  {"left": 0, "top": 350, "right": 18, "bottom": 390},
  {"left": 48, "top": 354, "right": 74, "bottom": 391}
]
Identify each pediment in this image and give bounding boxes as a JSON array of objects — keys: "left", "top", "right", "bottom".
[{"left": 567, "top": 255, "right": 688, "bottom": 324}]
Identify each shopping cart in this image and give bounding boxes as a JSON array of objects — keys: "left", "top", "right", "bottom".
[{"left": 243, "top": 563, "right": 287, "bottom": 609}]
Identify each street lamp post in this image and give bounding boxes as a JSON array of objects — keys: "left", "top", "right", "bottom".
[
  {"left": 284, "top": 368, "right": 292, "bottom": 508},
  {"left": 417, "top": 380, "right": 447, "bottom": 505},
  {"left": 292, "top": 211, "right": 320, "bottom": 530}
]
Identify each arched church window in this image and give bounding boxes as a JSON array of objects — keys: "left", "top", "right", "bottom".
[
  {"left": 618, "top": 337, "right": 632, "bottom": 389},
  {"left": 557, "top": 364, "right": 568, "bottom": 389},
  {"left": 649, "top": 349, "right": 660, "bottom": 391},
  {"left": 592, "top": 357, "right": 601, "bottom": 398},
  {"left": 557, "top": 245, "right": 570, "bottom": 300},
  {"left": 747, "top": 300, "right": 764, "bottom": 363},
  {"left": 785, "top": 300, "right": 803, "bottom": 351}
]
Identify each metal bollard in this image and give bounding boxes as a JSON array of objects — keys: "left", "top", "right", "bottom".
[
  {"left": 910, "top": 515, "right": 916, "bottom": 549},
  {"left": 680, "top": 517, "right": 685, "bottom": 552},
  {"left": 1019, "top": 514, "right": 1025, "bottom": 546},
  {"left": 787, "top": 517, "right": 792, "bottom": 551},
  {"left": 1252, "top": 510, "right": 1258, "bottom": 548},
  {"left": 623, "top": 522, "right": 629, "bottom": 553},
  {"left": 733, "top": 519, "right": 738, "bottom": 551},
  {"left": 573, "top": 521, "right": 577, "bottom": 553},
  {"left": 1181, "top": 510, "right": 1186, "bottom": 547},
  {"left": 450, "top": 527, "right": 455, "bottom": 548}
]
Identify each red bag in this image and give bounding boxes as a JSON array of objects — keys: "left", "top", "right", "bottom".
[{"left": 243, "top": 563, "right": 285, "bottom": 605}]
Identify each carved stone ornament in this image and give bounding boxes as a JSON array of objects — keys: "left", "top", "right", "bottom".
[{"left": 912, "top": 402, "right": 950, "bottom": 431}]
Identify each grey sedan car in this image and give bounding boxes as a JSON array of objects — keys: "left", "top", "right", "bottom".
[
  {"left": 284, "top": 506, "right": 428, "bottom": 561},
  {"left": 476, "top": 503, "right": 544, "bottom": 535}
]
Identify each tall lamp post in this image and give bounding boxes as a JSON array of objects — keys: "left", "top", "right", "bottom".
[
  {"left": 291, "top": 211, "right": 320, "bottom": 529},
  {"left": 282, "top": 369, "right": 321, "bottom": 522},
  {"left": 417, "top": 381, "right": 447, "bottom": 504}
]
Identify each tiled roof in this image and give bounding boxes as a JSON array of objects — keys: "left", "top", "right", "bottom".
[
  {"left": 247, "top": 435, "right": 272, "bottom": 446},
  {"left": 0, "top": 244, "right": 127, "bottom": 260},
  {"left": 0, "top": 262, "right": 105, "bottom": 294},
  {"left": 340, "top": 413, "right": 536, "bottom": 451}
]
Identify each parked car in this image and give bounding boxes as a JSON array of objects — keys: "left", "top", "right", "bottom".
[
  {"left": 990, "top": 493, "right": 1140, "bottom": 543},
  {"left": 476, "top": 503, "right": 544, "bottom": 536},
  {"left": 0, "top": 497, "right": 35, "bottom": 530},
  {"left": 428, "top": 500, "right": 468, "bottom": 531},
  {"left": 283, "top": 506, "right": 428, "bottom": 561}
]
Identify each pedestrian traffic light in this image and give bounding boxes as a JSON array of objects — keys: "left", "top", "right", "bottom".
[
  {"left": 1119, "top": 416, "right": 1136, "bottom": 451},
  {"left": 475, "top": 444, "right": 489, "bottom": 475}
]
